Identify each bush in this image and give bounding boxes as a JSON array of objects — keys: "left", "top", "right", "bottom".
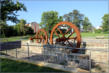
[
  {"left": 25, "top": 26, "right": 34, "bottom": 35},
  {"left": 1, "top": 25, "right": 17, "bottom": 37},
  {"left": 95, "top": 29, "right": 102, "bottom": 33},
  {"left": 1, "top": 25, "right": 34, "bottom": 37}
]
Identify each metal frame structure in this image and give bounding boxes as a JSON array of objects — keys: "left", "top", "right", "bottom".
[{"left": 30, "top": 21, "right": 81, "bottom": 53}]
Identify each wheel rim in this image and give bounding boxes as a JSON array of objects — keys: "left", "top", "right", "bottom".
[
  {"left": 36, "top": 29, "right": 48, "bottom": 44},
  {"left": 50, "top": 21, "right": 81, "bottom": 53}
]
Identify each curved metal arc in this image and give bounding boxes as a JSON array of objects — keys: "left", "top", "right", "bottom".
[
  {"left": 50, "top": 21, "right": 81, "bottom": 53},
  {"left": 36, "top": 29, "right": 48, "bottom": 44}
]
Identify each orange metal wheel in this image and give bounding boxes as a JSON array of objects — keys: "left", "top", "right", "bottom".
[
  {"left": 50, "top": 21, "right": 81, "bottom": 53},
  {"left": 36, "top": 29, "right": 48, "bottom": 44}
]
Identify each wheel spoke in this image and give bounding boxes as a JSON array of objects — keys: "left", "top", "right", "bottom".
[
  {"left": 68, "top": 37, "right": 77, "bottom": 39},
  {"left": 67, "top": 40, "right": 73, "bottom": 47},
  {"left": 54, "top": 31, "right": 60, "bottom": 38},
  {"left": 67, "top": 31, "right": 75, "bottom": 38},
  {"left": 65, "top": 28, "right": 71, "bottom": 34},
  {"left": 57, "top": 28, "right": 63, "bottom": 35}
]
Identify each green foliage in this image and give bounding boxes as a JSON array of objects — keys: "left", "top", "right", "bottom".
[
  {"left": 101, "top": 14, "right": 109, "bottom": 33},
  {"left": 58, "top": 16, "right": 63, "bottom": 22},
  {"left": 1, "top": 0, "right": 27, "bottom": 23},
  {"left": 63, "top": 10, "right": 84, "bottom": 29},
  {"left": 14, "top": 19, "right": 34, "bottom": 36},
  {"left": 0, "top": 0, "right": 28, "bottom": 37},
  {"left": 24, "top": 26, "right": 34, "bottom": 35},
  {"left": 81, "top": 32, "right": 108, "bottom": 38},
  {"left": 40, "top": 11, "right": 63, "bottom": 34},
  {"left": 1, "top": 19, "right": 34, "bottom": 37},
  {"left": 15, "top": 19, "right": 26, "bottom": 35},
  {"left": 82, "top": 17, "right": 94, "bottom": 32},
  {"left": 1, "top": 35, "right": 33, "bottom": 42},
  {"left": 1, "top": 25, "right": 18, "bottom": 37},
  {"left": 95, "top": 29, "right": 102, "bottom": 33}
]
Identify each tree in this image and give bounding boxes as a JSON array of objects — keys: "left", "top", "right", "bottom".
[
  {"left": 1, "top": 0, "right": 27, "bottom": 37},
  {"left": 82, "top": 17, "right": 93, "bottom": 32},
  {"left": 63, "top": 10, "right": 84, "bottom": 29},
  {"left": 19, "top": 19, "right": 26, "bottom": 35},
  {"left": 14, "top": 23, "right": 21, "bottom": 35},
  {"left": 58, "top": 16, "right": 63, "bottom": 22},
  {"left": 25, "top": 26, "right": 34, "bottom": 35},
  {"left": 1, "top": 0, "right": 27, "bottom": 23},
  {"left": 14, "top": 19, "right": 26, "bottom": 35},
  {"left": 102, "top": 14, "right": 109, "bottom": 33},
  {"left": 40, "top": 11, "right": 62, "bottom": 33}
]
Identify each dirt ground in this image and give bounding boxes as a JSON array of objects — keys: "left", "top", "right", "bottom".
[{"left": 0, "top": 38, "right": 108, "bottom": 73}]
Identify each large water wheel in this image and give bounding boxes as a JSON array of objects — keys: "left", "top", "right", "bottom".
[
  {"left": 36, "top": 29, "right": 48, "bottom": 44},
  {"left": 50, "top": 21, "right": 81, "bottom": 53},
  {"left": 30, "top": 29, "right": 48, "bottom": 44}
]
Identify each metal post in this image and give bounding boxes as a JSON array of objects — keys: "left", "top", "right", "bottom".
[
  {"left": 107, "top": 32, "right": 109, "bottom": 73},
  {"left": 6, "top": 48, "right": 7, "bottom": 55},
  {"left": 107, "top": 10, "right": 109, "bottom": 73},
  {"left": 16, "top": 48, "right": 17, "bottom": 58},
  {"left": 89, "top": 51, "right": 91, "bottom": 73},
  {"left": 27, "top": 43, "right": 30, "bottom": 59}
]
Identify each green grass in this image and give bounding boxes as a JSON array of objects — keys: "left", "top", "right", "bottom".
[
  {"left": 53, "top": 32, "right": 108, "bottom": 38},
  {"left": 0, "top": 58, "right": 69, "bottom": 72},
  {"left": 1, "top": 32, "right": 108, "bottom": 42},
  {"left": 1, "top": 35, "right": 32, "bottom": 42},
  {"left": 81, "top": 32, "right": 108, "bottom": 38}
]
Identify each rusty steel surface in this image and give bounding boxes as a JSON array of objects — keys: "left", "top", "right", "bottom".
[
  {"left": 30, "top": 29, "right": 48, "bottom": 44},
  {"left": 50, "top": 21, "right": 81, "bottom": 53},
  {"left": 30, "top": 21, "right": 81, "bottom": 53},
  {"left": 36, "top": 29, "right": 48, "bottom": 44}
]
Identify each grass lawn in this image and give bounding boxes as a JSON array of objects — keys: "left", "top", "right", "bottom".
[
  {"left": 81, "top": 32, "right": 108, "bottom": 38},
  {"left": 0, "top": 58, "right": 69, "bottom": 72},
  {"left": 1, "top": 32, "right": 108, "bottom": 42},
  {"left": 1, "top": 35, "right": 32, "bottom": 42},
  {"left": 54, "top": 32, "right": 108, "bottom": 38}
]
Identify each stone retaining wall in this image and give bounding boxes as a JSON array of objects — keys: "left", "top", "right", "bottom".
[
  {"left": 82, "top": 38, "right": 108, "bottom": 48},
  {"left": 21, "top": 39, "right": 108, "bottom": 72},
  {"left": 22, "top": 39, "right": 108, "bottom": 64}
]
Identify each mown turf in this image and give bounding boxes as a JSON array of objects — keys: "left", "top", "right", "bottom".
[
  {"left": 1, "top": 35, "right": 32, "bottom": 42},
  {"left": 1, "top": 32, "right": 108, "bottom": 42},
  {"left": 0, "top": 58, "right": 69, "bottom": 72},
  {"left": 81, "top": 32, "right": 108, "bottom": 38}
]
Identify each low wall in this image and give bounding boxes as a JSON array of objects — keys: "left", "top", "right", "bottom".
[
  {"left": 21, "top": 39, "right": 108, "bottom": 64},
  {"left": 82, "top": 38, "right": 108, "bottom": 48}
]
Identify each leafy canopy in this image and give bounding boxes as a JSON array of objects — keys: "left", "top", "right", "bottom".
[
  {"left": 63, "top": 10, "right": 84, "bottom": 29},
  {"left": 82, "top": 17, "right": 93, "bottom": 32},
  {"left": 102, "top": 14, "right": 109, "bottom": 32},
  {"left": 1, "top": 0, "right": 27, "bottom": 23},
  {"left": 40, "top": 11, "right": 63, "bottom": 33}
]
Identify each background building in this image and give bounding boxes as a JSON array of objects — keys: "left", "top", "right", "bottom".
[{"left": 25, "top": 22, "right": 39, "bottom": 33}]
